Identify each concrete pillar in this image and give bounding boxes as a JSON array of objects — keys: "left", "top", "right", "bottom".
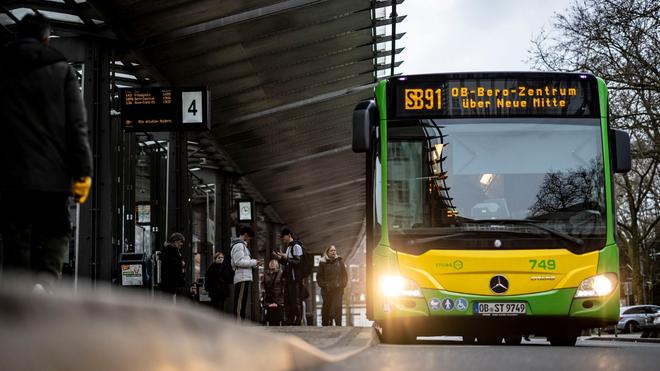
[{"left": 167, "top": 132, "right": 192, "bottom": 287}]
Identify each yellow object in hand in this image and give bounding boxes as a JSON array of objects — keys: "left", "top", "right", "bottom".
[{"left": 72, "top": 176, "right": 92, "bottom": 204}]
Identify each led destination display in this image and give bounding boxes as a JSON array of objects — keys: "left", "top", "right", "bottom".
[
  {"left": 120, "top": 87, "right": 209, "bottom": 132},
  {"left": 391, "top": 73, "right": 599, "bottom": 119}
]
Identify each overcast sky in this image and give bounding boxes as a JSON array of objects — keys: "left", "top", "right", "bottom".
[{"left": 394, "top": 0, "right": 574, "bottom": 74}]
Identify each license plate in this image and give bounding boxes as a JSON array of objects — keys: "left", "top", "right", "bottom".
[{"left": 474, "top": 302, "right": 526, "bottom": 315}]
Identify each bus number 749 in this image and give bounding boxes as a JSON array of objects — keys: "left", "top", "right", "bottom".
[{"left": 529, "top": 259, "right": 556, "bottom": 270}]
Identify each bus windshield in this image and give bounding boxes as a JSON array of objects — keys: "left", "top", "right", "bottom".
[{"left": 387, "top": 118, "right": 606, "bottom": 253}]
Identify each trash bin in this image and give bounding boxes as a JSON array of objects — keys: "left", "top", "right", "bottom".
[{"left": 118, "top": 253, "right": 149, "bottom": 288}]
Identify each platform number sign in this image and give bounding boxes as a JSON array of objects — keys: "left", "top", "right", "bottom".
[{"left": 182, "top": 91, "right": 203, "bottom": 124}]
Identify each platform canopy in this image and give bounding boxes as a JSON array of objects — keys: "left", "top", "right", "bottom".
[{"left": 0, "top": 0, "right": 405, "bottom": 256}]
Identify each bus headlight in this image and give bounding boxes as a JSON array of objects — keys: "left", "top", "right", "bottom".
[
  {"left": 574, "top": 273, "right": 618, "bottom": 298},
  {"left": 380, "top": 275, "right": 423, "bottom": 298}
]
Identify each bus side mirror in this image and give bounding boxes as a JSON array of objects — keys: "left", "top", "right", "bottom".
[
  {"left": 353, "top": 100, "right": 378, "bottom": 153},
  {"left": 610, "top": 128, "right": 631, "bottom": 173}
]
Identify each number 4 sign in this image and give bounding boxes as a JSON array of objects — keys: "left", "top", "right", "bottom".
[{"left": 181, "top": 91, "right": 203, "bottom": 123}]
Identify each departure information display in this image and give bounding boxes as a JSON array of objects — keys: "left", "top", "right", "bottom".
[
  {"left": 390, "top": 73, "right": 599, "bottom": 119},
  {"left": 121, "top": 87, "right": 209, "bottom": 132}
]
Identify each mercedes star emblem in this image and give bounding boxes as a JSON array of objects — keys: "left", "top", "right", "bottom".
[{"left": 490, "top": 275, "right": 509, "bottom": 294}]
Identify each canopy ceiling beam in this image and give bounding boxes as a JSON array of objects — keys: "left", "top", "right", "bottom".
[{"left": 146, "top": 0, "right": 327, "bottom": 47}]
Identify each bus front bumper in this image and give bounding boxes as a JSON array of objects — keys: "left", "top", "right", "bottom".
[{"left": 375, "top": 287, "right": 619, "bottom": 336}]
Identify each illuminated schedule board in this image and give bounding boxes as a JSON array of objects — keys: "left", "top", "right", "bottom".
[
  {"left": 120, "top": 87, "right": 209, "bottom": 132},
  {"left": 390, "top": 73, "right": 600, "bottom": 119}
]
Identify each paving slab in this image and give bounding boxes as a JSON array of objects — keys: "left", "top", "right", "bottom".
[{"left": 264, "top": 326, "right": 378, "bottom": 355}]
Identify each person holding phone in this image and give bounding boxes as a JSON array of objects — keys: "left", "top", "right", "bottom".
[{"left": 230, "top": 226, "right": 261, "bottom": 321}]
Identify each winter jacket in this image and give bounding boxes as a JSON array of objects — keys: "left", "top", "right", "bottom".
[
  {"left": 160, "top": 243, "right": 185, "bottom": 293},
  {"left": 0, "top": 38, "right": 92, "bottom": 192},
  {"left": 230, "top": 237, "right": 256, "bottom": 284},
  {"left": 317, "top": 256, "right": 348, "bottom": 290},
  {"left": 205, "top": 261, "right": 231, "bottom": 300},
  {"left": 263, "top": 270, "right": 284, "bottom": 306}
]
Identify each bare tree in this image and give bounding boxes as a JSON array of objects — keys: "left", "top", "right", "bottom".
[
  {"left": 529, "top": 162, "right": 601, "bottom": 217},
  {"left": 529, "top": 0, "right": 660, "bottom": 304}
]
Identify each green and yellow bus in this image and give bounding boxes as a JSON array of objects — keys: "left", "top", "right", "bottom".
[{"left": 353, "top": 72, "right": 631, "bottom": 345}]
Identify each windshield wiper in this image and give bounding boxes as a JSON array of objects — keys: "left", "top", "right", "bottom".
[
  {"left": 406, "top": 233, "right": 470, "bottom": 245},
  {"left": 463, "top": 219, "right": 584, "bottom": 247}
]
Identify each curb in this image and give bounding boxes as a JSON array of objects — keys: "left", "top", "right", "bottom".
[
  {"left": 586, "top": 336, "right": 660, "bottom": 344},
  {"left": 321, "top": 327, "right": 380, "bottom": 356}
]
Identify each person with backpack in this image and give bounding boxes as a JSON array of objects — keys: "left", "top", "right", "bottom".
[
  {"left": 317, "top": 245, "right": 348, "bottom": 326},
  {"left": 274, "top": 228, "right": 308, "bottom": 325},
  {"left": 230, "top": 226, "right": 260, "bottom": 321}
]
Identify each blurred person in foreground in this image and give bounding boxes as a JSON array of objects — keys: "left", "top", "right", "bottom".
[
  {"left": 205, "top": 251, "right": 232, "bottom": 312},
  {"left": 0, "top": 12, "right": 92, "bottom": 291},
  {"left": 317, "top": 245, "right": 347, "bottom": 326}
]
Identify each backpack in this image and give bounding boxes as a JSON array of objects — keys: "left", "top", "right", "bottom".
[
  {"left": 221, "top": 257, "right": 234, "bottom": 284},
  {"left": 295, "top": 240, "right": 313, "bottom": 279}
]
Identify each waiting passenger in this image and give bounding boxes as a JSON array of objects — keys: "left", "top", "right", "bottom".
[
  {"left": 262, "top": 259, "right": 284, "bottom": 326},
  {"left": 274, "top": 228, "right": 304, "bottom": 325},
  {"left": 205, "top": 252, "right": 231, "bottom": 312},
  {"left": 160, "top": 233, "right": 187, "bottom": 302},
  {"left": 317, "top": 245, "right": 348, "bottom": 326},
  {"left": 231, "top": 226, "right": 260, "bottom": 321}
]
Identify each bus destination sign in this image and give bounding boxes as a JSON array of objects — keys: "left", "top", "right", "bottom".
[
  {"left": 391, "top": 73, "right": 599, "bottom": 119},
  {"left": 121, "top": 87, "right": 209, "bottom": 132}
]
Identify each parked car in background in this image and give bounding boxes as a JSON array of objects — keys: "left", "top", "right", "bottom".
[
  {"left": 652, "top": 312, "right": 660, "bottom": 326},
  {"left": 617, "top": 305, "right": 660, "bottom": 333}
]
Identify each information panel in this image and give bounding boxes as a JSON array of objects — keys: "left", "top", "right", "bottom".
[
  {"left": 121, "top": 87, "right": 209, "bottom": 132},
  {"left": 121, "top": 264, "right": 143, "bottom": 286},
  {"left": 390, "top": 73, "right": 599, "bottom": 119}
]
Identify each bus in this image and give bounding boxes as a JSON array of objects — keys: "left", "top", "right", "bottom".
[{"left": 352, "top": 72, "right": 631, "bottom": 345}]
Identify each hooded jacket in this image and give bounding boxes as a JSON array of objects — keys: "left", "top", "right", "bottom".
[
  {"left": 317, "top": 255, "right": 348, "bottom": 290},
  {"left": 0, "top": 38, "right": 92, "bottom": 192},
  {"left": 204, "top": 260, "right": 232, "bottom": 300},
  {"left": 230, "top": 237, "right": 257, "bottom": 284},
  {"left": 160, "top": 243, "right": 185, "bottom": 293}
]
